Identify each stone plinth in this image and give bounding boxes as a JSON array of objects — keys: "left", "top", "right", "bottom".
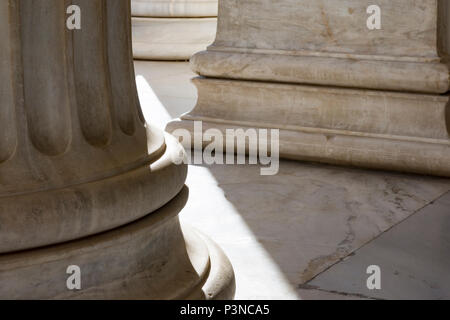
[
  {"left": 0, "top": 0, "right": 234, "bottom": 299},
  {"left": 168, "top": 0, "right": 450, "bottom": 176},
  {"left": 132, "top": 0, "right": 218, "bottom": 60}
]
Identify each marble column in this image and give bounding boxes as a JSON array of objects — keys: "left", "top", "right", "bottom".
[
  {"left": 168, "top": 0, "right": 450, "bottom": 177},
  {"left": 0, "top": 0, "right": 234, "bottom": 299},
  {"left": 131, "top": 0, "right": 218, "bottom": 60}
]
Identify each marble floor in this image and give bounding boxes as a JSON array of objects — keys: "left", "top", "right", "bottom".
[{"left": 134, "top": 61, "right": 450, "bottom": 300}]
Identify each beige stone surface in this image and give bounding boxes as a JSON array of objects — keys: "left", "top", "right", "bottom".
[
  {"left": 215, "top": 0, "right": 448, "bottom": 58},
  {"left": 132, "top": 17, "right": 217, "bottom": 60},
  {"left": 168, "top": 77, "right": 450, "bottom": 176},
  {"left": 136, "top": 60, "right": 450, "bottom": 299},
  {"left": 131, "top": 0, "right": 218, "bottom": 60},
  {"left": 198, "top": 0, "right": 450, "bottom": 93},
  {"left": 0, "top": 0, "right": 234, "bottom": 299},
  {"left": 134, "top": 61, "right": 198, "bottom": 121},
  {"left": 181, "top": 162, "right": 450, "bottom": 299},
  {"left": 308, "top": 192, "right": 450, "bottom": 299},
  {"left": 188, "top": 78, "right": 450, "bottom": 140},
  {"left": 169, "top": 0, "right": 450, "bottom": 177},
  {"left": 132, "top": 0, "right": 218, "bottom": 18}
]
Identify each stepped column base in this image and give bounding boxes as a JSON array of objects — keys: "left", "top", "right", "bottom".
[
  {"left": 167, "top": 78, "right": 450, "bottom": 177},
  {"left": 0, "top": 186, "right": 235, "bottom": 300},
  {"left": 168, "top": 0, "right": 450, "bottom": 177}
]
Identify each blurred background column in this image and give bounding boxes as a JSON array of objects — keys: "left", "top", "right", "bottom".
[{"left": 132, "top": 0, "right": 218, "bottom": 60}]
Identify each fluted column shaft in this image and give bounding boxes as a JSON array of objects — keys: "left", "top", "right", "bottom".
[
  {"left": 0, "top": 0, "right": 235, "bottom": 300},
  {"left": 0, "top": 0, "right": 183, "bottom": 253}
]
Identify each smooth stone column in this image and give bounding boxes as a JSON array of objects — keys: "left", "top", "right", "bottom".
[
  {"left": 131, "top": 0, "right": 218, "bottom": 60},
  {"left": 0, "top": 0, "right": 234, "bottom": 299},
  {"left": 168, "top": 0, "right": 450, "bottom": 177}
]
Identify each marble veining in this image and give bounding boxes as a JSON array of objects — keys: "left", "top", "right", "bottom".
[{"left": 180, "top": 161, "right": 450, "bottom": 299}]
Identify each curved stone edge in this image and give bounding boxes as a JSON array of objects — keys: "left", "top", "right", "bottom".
[
  {"left": 0, "top": 132, "right": 187, "bottom": 254},
  {"left": 167, "top": 119, "right": 450, "bottom": 177},
  {"left": 0, "top": 188, "right": 193, "bottom": 299},
  {"left": 181, "top": 226, "right": 236, "bottom": 300},
  {"left": 190, "top": 50, "right": 450, "bottom": 94},
  {"left": 132, "top": 17, "right": 217, "bottom": 60},
  {"left": 0, "top": 187, "right": 235, "bottom": 300}
]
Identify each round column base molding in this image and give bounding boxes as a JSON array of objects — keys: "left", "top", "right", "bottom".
[
  {"left": 0, "top": 188, "right": 235, "bottom": 300},
  {"left": 0, "top": 132, "right": 187, "bottom": 254}
]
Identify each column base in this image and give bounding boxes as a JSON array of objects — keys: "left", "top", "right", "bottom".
[
  {"left": 0, "top": 187, "right": 235, "bottom": 300},
  {"left": 167, "top": 77, "right": 450, "bottom": 177}
]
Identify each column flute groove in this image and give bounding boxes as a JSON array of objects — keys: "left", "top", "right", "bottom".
[{"left": 0, "top": 1, "right": 18, "bottom": 163}]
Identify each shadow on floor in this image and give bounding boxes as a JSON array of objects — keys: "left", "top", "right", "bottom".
[{"left": 192, "top": 160, "right": 450, "bottom": 299}]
